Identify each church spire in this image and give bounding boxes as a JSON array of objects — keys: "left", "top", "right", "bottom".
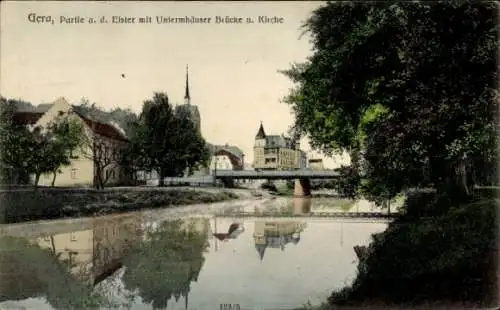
[{"left": 184, "top": 65, "right": 191, "bottom": 105}]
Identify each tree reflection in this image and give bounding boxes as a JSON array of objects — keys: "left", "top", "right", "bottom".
[
  {"left": 0, "top": 235, "right": 110, "bottom": 309},
  {"left": 122, "top": 219, "right": 210, "bottom": 310}
]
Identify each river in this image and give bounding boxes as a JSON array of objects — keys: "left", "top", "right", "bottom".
[{"left": 0, "top": 195, "right": 391, "bottom": 310}]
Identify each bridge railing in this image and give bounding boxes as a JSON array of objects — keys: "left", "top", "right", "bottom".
[{"left": 212, "top": 169, "right": 340, "bottom": 178}]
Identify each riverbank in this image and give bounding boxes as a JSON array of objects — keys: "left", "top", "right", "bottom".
[
  {"left": 297, "top": 189, "right": 499, "bottom": 309},
  {"left": 0, "top": 187, "right": 247, "bottom": 224}
]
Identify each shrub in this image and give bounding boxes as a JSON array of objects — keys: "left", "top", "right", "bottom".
[{"left": 329, "top": 197, "right": 499, "bottom": 306}]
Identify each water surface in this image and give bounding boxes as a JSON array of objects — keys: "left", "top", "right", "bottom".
[{"left": 0, "top": 196, "right": 388, "bottom": 310}]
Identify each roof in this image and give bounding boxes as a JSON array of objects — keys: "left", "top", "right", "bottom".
[
  {"left": 266, "top": 135, "right": 286, "bottom": 148},
  {"left": 35, "top": 103, "right": 54, "bottom": 113},
  {"left": 13, "top": 112, "right": 44, "bottom": 125},
  {"left": 219, "top": 145, "right": 244, "bottom": 159},
  {"left": 255, "top": 122, "right": 266, "bottom": 139},
  {"left": 74, "top": 111, "right": 129, "bottom": 142}
]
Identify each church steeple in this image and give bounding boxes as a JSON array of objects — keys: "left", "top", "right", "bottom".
[{"left": 184, "top": 65, "right": 191, "bottom": 105}]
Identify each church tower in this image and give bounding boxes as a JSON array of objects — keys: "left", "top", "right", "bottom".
[
  {"left": 175, "top": 65, "right": 201, "bottom": 132},
  {"left": 177, "top": 65, "right": 204, "bottom": 177},
  {"left": 184, "top": 65, "right": 191, "bottom": 105}
]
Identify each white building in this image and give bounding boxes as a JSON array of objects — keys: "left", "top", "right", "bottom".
[{"left": 210, "top": 154, "right": 233, "bottom": 171}]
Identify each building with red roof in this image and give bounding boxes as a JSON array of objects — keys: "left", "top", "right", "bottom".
[{"left": 12, "top": 97, "right": 130, "bottom": 187}]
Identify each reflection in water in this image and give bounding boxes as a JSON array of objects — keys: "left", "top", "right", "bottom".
[
  {"left": 292, "top": 197, "right": 312, "bottom": 215},
  {"left": 36, "top": 213, "right": 143, "bottom": 285},
  {"left": 122, "top": 218, "right": 210, "bottom": 310},
  {"left": 253, "top": 221, "right": 307, "bottom": 261},
  {"left": 0, "top": 197, "right": 389, "bottom": 310},
  {"left": 0, "top": 213, "right": 142, "bottom": 309},
  {"left": 213, "top": 222, "right": 245, "bottom": 241}
]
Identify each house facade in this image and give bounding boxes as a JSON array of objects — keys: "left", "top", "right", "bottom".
[
  {"left": 13, "top": 97, "right": 129, "bottom": 187},
  {"left": 252, "top": 122, "right": 306, "bottom": 171}
]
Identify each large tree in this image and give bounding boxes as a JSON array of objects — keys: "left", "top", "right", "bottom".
[
  {"left": 28, "top": 116, "right": 84, "bottom": 188},
  {"left": 0, "top": 99, "right": 34, "bottom": 184},
  {"left": 281, "top": 1, "right": 497, "bottom": 203},
  {"left": 44, "top": 116, "right": 85, "bottom": 186},
  {"left": 130, "top": 92, "right": 209, "bottom": 186},
  {"left": 1, "top": 98, "right": 85, "bottom": 187}
]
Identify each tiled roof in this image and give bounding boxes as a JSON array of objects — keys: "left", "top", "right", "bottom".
[
  {"left": 12, "top": 112, "right": 44, "bottom": 125},
  {"left": 73, "top": 111, "right": 129, "bottom": 142},
  {"left": 35, "top": 103, "right": 54, "bottom": 113}
]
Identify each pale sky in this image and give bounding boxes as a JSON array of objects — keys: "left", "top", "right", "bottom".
[{"left": 1, "top": 1, "right": 348, "bottom": 167}]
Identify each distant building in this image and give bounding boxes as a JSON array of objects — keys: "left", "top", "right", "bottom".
[
  {"left": 12, "top": 97, "right": 130, "bottom": 187},
  {"left": 244, "top": 163, "right": 254, "bottom": 171},
  {"left": 299, "top": 150, "right": 308, "bottom": 169},
  {"left": 208, "top": 143, "right": 245, "bottom": 173},
  {"left": 308, "top": 158, "right": 324, "bottom": 170},
  {"left": 252, "top": 122, "right": 305, "bottom": 171}
]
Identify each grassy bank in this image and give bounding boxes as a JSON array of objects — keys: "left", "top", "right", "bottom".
[
  {"left": 0, "top": 188, "right": 239, "bottom": 224},
  {"left": 297, "top": 189, "right": 499, "bottom": 309}
]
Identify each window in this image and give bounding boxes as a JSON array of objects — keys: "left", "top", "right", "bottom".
[
  {"left": 70, "top": 233, "right": 77, "bottom": 242},
  {"left": 71, "top": 168, "right": 77, "bottom": 179}
]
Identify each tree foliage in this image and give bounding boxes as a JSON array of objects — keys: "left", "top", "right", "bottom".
[
  {"left": 29, "top": 117, "right": 85, "bottom": 187},
  {"left": 0, "top": 98, "right": 85, "bottom": 187},
  {"left": 128, "top": 93, "right": 210, "bottom": 186},
  {"left": 281, "top": 1, "right": 498, "bottom": 202},
  {"left": 123, "top": 219, "right": 209, "bottom": 310},
  {"left": 0, "top": 99, "right": 34, "bottom": 184}
]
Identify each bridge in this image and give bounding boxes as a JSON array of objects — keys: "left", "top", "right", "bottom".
[
  {"left": 213, "top": 169, "right": 340, "bottom": 180},
  {"left": 213, "top": 169, "right": 339, "bottom": 197}
]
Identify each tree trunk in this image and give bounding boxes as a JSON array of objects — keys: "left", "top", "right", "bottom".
[
  {"left": 158, "top": 168, "right": 165, "bottom": 187},
  {"left": 51, "top": 170, "right": 57, "bottom": 187},
  {"left": 33, "top": 173, "right": 41, "bottom": 190},
  {"left": 12, "top": 169, "right": 18, "bottom": 185},
  {"left": 94, "top": 165, "right": 104, "bottom": 190},
  {"left": 97, "top": 168, "right": 104, "bottom": 190},
  {"left": 50, "top": 235, "right": 56, "bottom": 254}
]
